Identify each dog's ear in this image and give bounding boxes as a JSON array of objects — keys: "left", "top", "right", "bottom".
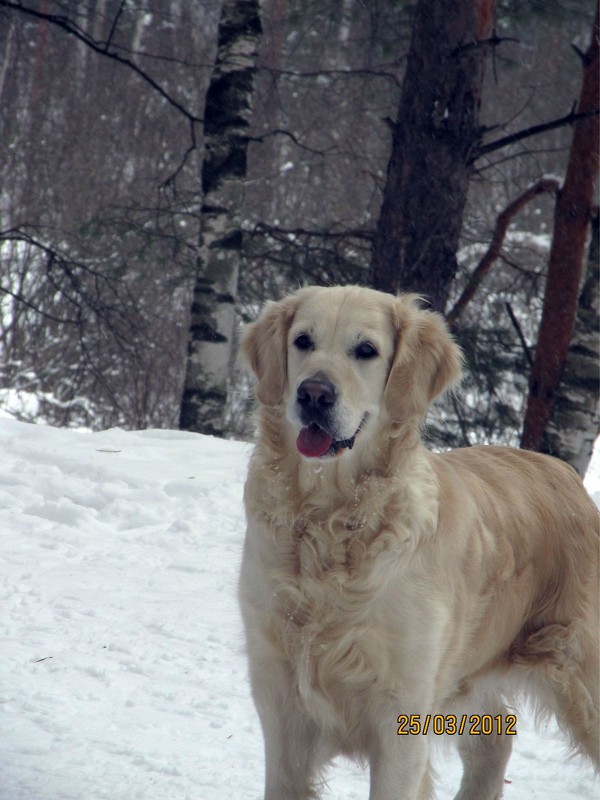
[
  {"left": 385, "top": 297, "right": 463, "bottom": 422},
  {"left": 240, "top": 295, "right": 298, "bottom": 406}
]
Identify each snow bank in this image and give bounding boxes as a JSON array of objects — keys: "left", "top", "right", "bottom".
[{"left": 0, "top": 419, "right": 596, "bottom": 799}]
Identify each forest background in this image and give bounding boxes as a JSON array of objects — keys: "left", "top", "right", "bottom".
[{"left": 0, "top": 0, "right": 598, "bottom": 475}]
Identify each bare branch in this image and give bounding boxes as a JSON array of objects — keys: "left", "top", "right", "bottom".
[
  {"left": 452, "top": 31, "right": 519, "bottom": 57},
  {"left": 450, "top": 394, "right": 473, "bottom": 447},
  {"left": 160, "top": 119, "right": 198, "bottom": 189},
  {"left": 247, "top": 222, "right": 373, "bottom": 242},
  {"left": 472, "top": 106, "right": 599, "bottom": 162},
  {"left": 505, "top": 302, "right": 533, "bottom": 367},
  {"left": 0, "top": 0, "right": 203, "bottom": 125},
  {"left": 0, "top": 284, "right": 78, "bottom": 324},
  {"left": 259, "top": 64, "right": 403, "bottom": 87},
  {"left": 446, "top": 178, "right": 559, "bottom": 325},
  {"left": 247, "top": 128, "right": 331, "bottom": 155}
]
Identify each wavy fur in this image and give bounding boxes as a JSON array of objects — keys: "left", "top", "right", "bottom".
[{"left": 239, "top": 285, "right": 599, "bottom": 800}]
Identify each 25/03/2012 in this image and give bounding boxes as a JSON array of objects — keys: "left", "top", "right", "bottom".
[{"left": 397, "top": 714, "right": 517, "bottom": 736}]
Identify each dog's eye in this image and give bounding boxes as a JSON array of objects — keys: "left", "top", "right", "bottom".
[
  {"left": 354, "top": 341, "right": 378, "bottom": 360},
  {"left": 294, "top": 334, "right": 313, "bottom": 351}
]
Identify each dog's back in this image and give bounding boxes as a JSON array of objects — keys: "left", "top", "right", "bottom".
[{"left": 434, "top": 445, "right": 599, "bottom": 762}]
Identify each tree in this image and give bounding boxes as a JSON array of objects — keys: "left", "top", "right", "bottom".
[
  {"left": 179, "top": 0, "right": 262, "bottom": 436},
  {"left": 1, "top": 0, "right": 596, "bottom": 466},
  {"left": 540, "top": 214, "right": 599, "bottom": 475},
  {"left": 521, "top": 4, "right": 599, "bottom": 455},
  {"left": 0, "top": 0, "right": 215, "bottom": 428},
  {"left": 368, "top": 0, "right": 497, "bottom": 312}
]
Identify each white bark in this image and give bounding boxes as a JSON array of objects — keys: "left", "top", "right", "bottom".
[{"left": 179, "top": 0, "right": 261, "bottom": 435}]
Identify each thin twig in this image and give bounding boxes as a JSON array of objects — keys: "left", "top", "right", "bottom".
[
  {"left": 505, "top": 302, "right": 533, "bottom": 367},
  {"left": 105, "top": 0, "right": 126, "bottom": 52}
]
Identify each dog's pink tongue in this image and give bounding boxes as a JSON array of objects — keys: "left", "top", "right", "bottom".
[{"left": 296, "top": 423, "right": 333, "bottom": 458}]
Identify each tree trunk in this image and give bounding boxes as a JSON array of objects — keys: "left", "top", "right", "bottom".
[
  {"left": 539, "top": 213, "right": 599, "bottom": 477},
  {"left": 179, "top": 0, "right": 261, "bottom": 435},
  {"left": 520, "top": 5, "right": 599, "bottom": 454},
  {"left": 368, "top": 0, "right": 496, "bottom": 312}
]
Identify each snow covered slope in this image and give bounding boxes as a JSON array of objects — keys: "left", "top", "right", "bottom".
[{"left": 0, "top": 419, "right": 597, "bottom": 799}]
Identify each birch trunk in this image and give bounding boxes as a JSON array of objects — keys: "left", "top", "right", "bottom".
[{"left": 179, "top": 0, "right": 261, "bottom": 435}]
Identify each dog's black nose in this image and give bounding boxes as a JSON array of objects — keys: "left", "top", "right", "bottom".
[{"left": 297, "top": 377, "right": 336, "bottom": 410}]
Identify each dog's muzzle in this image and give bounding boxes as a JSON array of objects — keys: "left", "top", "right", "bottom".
[{"left": 295, "top": 377, "right": 362, "bottom": 458}]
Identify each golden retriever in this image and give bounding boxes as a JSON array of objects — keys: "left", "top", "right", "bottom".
[{"left": 238, "top": 285, "right": 599, "bottom": 799}]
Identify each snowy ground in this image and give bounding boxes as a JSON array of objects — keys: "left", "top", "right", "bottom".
[{"left": 0, "top": 418, "right": 597, "bottom": 799}]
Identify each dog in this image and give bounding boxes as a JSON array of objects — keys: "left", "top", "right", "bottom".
[{"left": 238, "top": 285, "right": 599, "bottom": 799}]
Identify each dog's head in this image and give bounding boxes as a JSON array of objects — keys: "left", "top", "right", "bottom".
[{"left": 241, "top": 285, "right": 462, "bottom": 459}]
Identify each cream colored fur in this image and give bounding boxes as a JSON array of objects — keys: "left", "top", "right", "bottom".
[{"left": 238, "top": 285, "right": 599, "bottom": 800}]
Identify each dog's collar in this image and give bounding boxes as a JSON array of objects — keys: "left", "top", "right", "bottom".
[
  {"left": 327, "top": 415, "right": 367, "bottom": 456},
  {"left": 329, "top": 434, "right": 356, "bottom": 454}
]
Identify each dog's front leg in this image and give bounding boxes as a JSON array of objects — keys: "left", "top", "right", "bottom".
[
  {"left": 262, "top": 711, "right": 324, "bottom": 800},
  {"left": 369, "top": 730, "right": 432, "bottom": 800},
  {"left": 249, "top": 655, "right": 326, "bottom": 800}
]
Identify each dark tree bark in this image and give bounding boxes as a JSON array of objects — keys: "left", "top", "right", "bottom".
[
  {"left": 368, "top": 0, "right": 496, "bottom": 312},
  {"left": 179, "top": 0, "right": 262, "bottom": 435},
  {"left": 521, "top": 5, "right": 599, "bottom": 454}
]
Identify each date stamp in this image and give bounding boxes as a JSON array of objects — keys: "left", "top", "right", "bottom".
[{"left": 397, "top": 714, "right": 517, "bottom": 736}]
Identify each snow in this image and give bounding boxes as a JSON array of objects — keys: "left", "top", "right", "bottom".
[
  {"left": 0, "top": 418, "right": 597, "bottom": 799},
  {"left": 505, "top": 230, "right": 552, "bottom": 251},
  {"left": 0, "top": 387, "right": 41, "bottom": 422}
]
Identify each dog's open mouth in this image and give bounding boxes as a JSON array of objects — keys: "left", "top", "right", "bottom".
[{"left": 296, "top": 422, "right": 359, "bottom": 459}]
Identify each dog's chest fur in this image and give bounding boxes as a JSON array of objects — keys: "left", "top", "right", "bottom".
[
  {"left": 245, "top": 451, "right": 438, "bottom": 732},
  {"left": 270, "top": 509, "right": 397, "bottom": 731}
]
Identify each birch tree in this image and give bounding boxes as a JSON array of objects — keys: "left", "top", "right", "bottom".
[{"left": 179, "top": 0, "right": 262, "bottom": 435}]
